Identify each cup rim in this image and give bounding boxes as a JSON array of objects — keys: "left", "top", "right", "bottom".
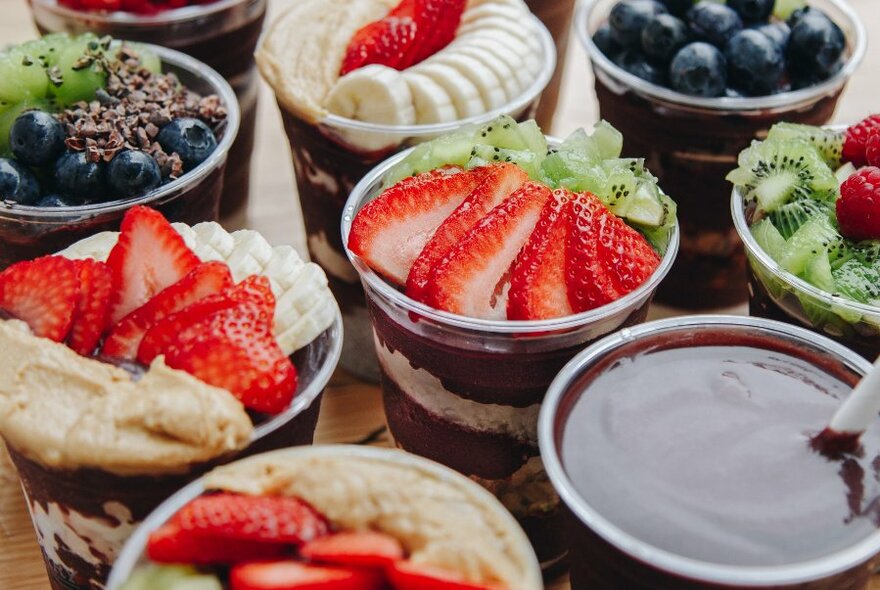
[
  {"left": 538, "top": 314, "right": 880, "bottom": 586},
  {"left": 340, "top": 137, "right": 680, "bottom": 335},
  {"left": 316, "top": 14, "right": 556, "bottom": 138},
  {"left": 0, "top": 41, "right": 240, "bottom": 220},
  {"left": 105, "top": 444, "right": 543, "bottom": 590},
  {"left": 30, "top": 0, "right": 260, "bottom": 27},
  {"left": 575, "top": 0, "right": 868, "bottom": 113}
]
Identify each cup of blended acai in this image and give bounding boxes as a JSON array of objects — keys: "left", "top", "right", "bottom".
[
  {"left": 343, "top": 115, "right": 678, "bottom": 570},
  {"left": 576, "top": 0, "right": 866, "bottom": 309},
  {"left": 540, "top": 315, "right": 880, "bottom": 590},
  {"left": 0, "top": 206, "right": 340, "bottom": 590},
  {"left": 256, "top": 0, "right": 555, "bottom": 382}
]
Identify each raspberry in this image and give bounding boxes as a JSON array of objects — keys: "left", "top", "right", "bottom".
[
  {"left": 843, "top": 114, "right": 880, "bottom": 167},
  {"left": 866, "top": 133, "right": 880, "bottom": 168},
  {"left": 837, "top": 167, "right": 880, "bottom": 241}
]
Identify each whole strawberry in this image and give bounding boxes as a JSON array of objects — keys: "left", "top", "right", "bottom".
[
  {"left": 837, "top": 167, "right": 880, "bottom": 241},
  {"left": 843, "top": 114, "right": 880, "bottom": 167}
]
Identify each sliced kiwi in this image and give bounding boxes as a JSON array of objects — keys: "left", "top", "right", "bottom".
[
  {"left": 726, "top": 138, "right": 837, "bottom": 213},
  {"left": 802, "top": 251, "right": 835, "bottom": 292},
  {"left": 383, "top": 127, "right": 478, "bottom": 186},
  {"left": 766, "top": 197, "right": 830, "bottom": 240},
  {"left": 832, "top": 260, "right": 880, "bottom": 306},
  {"left": 592, "top": 119, "right": 623, "bottom": 160},
  {"left": 475, "top": 115, "right": 528, "bottom": 150},
  {"left": 779, "top": 214, "right": 847, "bottom": 275},
  {"left": 634, "top": 193, "right": 677, "bottom": 255},
  {"left": 774, "top": 0, "right": 807, "bottom": 20},
  {"left": 468, "top": 144, "right": 543, "bottom": 179},
  {"left": 751, "top": 218, "right": 787, "bottom": 259},
  {"left": 597, "top": 169, "right": 666, "bottom": 227},
  {"left": 0, "top": 48, "right": 50, "bottom": 105},
  {"left": 515, "top": 119, "right": 547, "bottom": 156},
  {"left": 766, "top": 122, "right": 844, "bottom": 169},
  {"left": 119, "top": 566, "right": 221, "bottom": 590}
]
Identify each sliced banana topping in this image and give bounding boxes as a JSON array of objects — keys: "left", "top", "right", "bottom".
[
  {"left": 426, "top": 53, "right": 507, "bottom": 109},
  {"left": 452, "top": 45, "right": 521, "bottom": 100},
  {"left": 461, "top": 2, "right": 528, "bottom": 24},
  {"left": 410, "top": 62, "right": 485, "bottom": 118},
  {"left": 451, "top": 32, "right": 534, "bottom": 91},
  {"left": 403, "top": 71, "right": 458, "bottom": 124}
]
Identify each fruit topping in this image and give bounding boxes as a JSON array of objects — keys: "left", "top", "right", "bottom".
[
  {"left": 299, "top": 530, "right": 405, "bottom": 568},
  {"left": 9, "top": 110, "right": 66, "bottom": 167},
  {"left": 687, "top": 2, "right": 743, "bottom": 48},
  {"left": 54, "top": 151, "right": 107, "bottom": 200},
  {"left": 0, "top": 255, "right": 79, "bottom": 341},
  {"left": 609, "top": 0, "right": 668, "bottom": 47},
  {"left": 837, "top": 167, "right": 880, "bottom": 241},
  {"left": 147, "top": 522, "right": 288, "bottom": 566},
  {"left": 68, "top": 258, "right": 113, "bottom": 355},
  {"left": 157, "top": 118, "right": 219, "bottom": 172},
  {"left": 387, "top": 561, "right": 499, "bottom": 590},
  {"left": 724, "top": 30, "right": 784, "bottom": 96},
  {"left": 785, "top": 7, "right": 845, "bottom": 81},
  {"left": 668, "top": 42, "right": 726, "bottom": 97},
  {"left": 230, "top": 561, "right": 386, "bottom": 590},
  {"left": 728, "top": 0, "right": 774, "bottom": 23},
  {"left": 107, "top": 150, "right": 162, "bottom": 197},
  {"left": 641, "top": 14, "right": 689, "bottom": 63},
  {"left": 0, "top": 157, "right": 40, "bottom": 205},
  {"left": 843, "top": 114, "right": 880, "bottom": 168}
]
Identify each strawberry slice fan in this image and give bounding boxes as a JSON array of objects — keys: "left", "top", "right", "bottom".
[
  {"left": 340, "top": 0, "right": 468, "bottom": 75},
  {"left": 0, "top": 205, "right": 297, "bottom": 416}
]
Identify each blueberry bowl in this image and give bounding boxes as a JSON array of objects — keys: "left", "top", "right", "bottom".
[{"left": 0, "top": 41, "right": 239, "bottom": 270}]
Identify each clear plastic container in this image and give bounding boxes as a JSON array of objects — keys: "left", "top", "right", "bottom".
[
  {"left": 0, "top": 43, "right": 240, "bottom": 270},
  {"left": 575, "top": 0, "right": 866, "bottom": 309}
]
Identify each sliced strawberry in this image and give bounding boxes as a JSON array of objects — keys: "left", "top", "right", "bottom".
[
  {"left": 106, "top": 206, "right": 200, "bottom": 324},
  {"left": 424, "top": 182, "right": 553, "bottom": 319},
  {"left": 231, "top": 560, "right": 387, "bottom": 590},
  {"left": 300, "top": 530, "right": 404, "bottom": 569},
  {"left": 348, "top": 167, "right": 489, "bottom": 285},
  {"left": 172, "top": 493, "right": 330, "bottom": 545},
  {"left": 147, "top": 522, "right": 287, "bottom": 565},
  {"left": 596, "top": 204, "right": 660, "bottom": 296},
  {"left": 101, "top": 261, "right": 233, "bottom": 360},
  {"left": 160, "top": 303, "right": 296, "bottom": 414},
  {"left": 388, "top": 561, "right": 499, "bottom": 590},
  {"left": 138, "top": 275, "right": 274, "bottom": 365},
  {"left": 67, "top": 259, "right": 113, "bottom": 355},
  {"left": 843, "top": 114, "right": 880, "bottom": 167},
  {"left": 403, "top": 0, "right": 467, "bottom": 66},
  {"left": 507, "top": 189, "right": 574, "bottom": 320},
  {"left": 0, "top": 256, "right": 79, "bottom": 342},
  {"left": 406, "top": 163, "right": 528, "bottom": 303}
]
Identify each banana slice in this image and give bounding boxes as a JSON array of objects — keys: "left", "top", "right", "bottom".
[
  {"left": 325, "top": 64, "right": 416, "bottom": 126},
  {"left": 426, "top": 53, "right": 507, "bottom": 109},
  {"left": 409, "top": 62, "right": 485, "bottom": 118},
  {"left": 461, "top": 2, "right": 528, "bottom": 25},
  {"left": 463, "top": 0, "right": 530, "bottom": 11},
  {"left": 57, "top": 231, "right": 117, "bottom": 262},
  {"left": 451, "top": 32, "right": 533, "bottom": 92},
  {"left": 457, "top": 16, "right": 534, "bottom": 44},
  {"left": 452, "top": 45, "right": 521, "bottom": 100},
  {"left": 402, "top": 71, "right": 458, "bottom": 124}
]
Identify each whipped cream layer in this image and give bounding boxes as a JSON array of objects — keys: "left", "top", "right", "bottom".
[
  {"left": 203, "top": 447, "right": 543, "bottom": 590},
  {"left": 257, "top": 0, "right": 543, "bottom": 133},
  {"left": 0, "top": 321, "right": 252, "bottom": 475}
]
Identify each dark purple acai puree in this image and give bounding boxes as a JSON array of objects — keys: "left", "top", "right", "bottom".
[{"left": 562, "top": 345, "right": 880, "bottom": 567}]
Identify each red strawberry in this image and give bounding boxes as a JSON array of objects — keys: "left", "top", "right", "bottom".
[
  {"left": 101, "top": 261, "right": 233, "bottom": 360},
  {"left": 387, "top": 561, "right": 499, "bottom": 590},
  {"left": 837, "top": 167, "right": 880, "bottom": 241},
  {"left": 866, "top": 133, "right": 880, "bottom": 168},
  {"left": 0, "top": 256, "right": 79, "bottom": 342},
  {"left": 230, "top": 561, "right": 386, "bottom": 590},
  {"left": 507, "top": 190, "right": 573, "bottom": 320},
  {"left": 300, "top": 530, "right": 404, "bottom": 569},
  {"left": 106, "top": 206, "right": 200, "bottom": 324},
  {"left": 160, "top": 303, "right": 296, "bottom": 414},
  {"left": 147, "top": 522, "right": 287, "bottom": 565},
  {"left": 406, "top": 163, "right": 528, "bottom": 303},
  {"left": 67, "top": 259, "right": 113, "bottom": 355},
  {"left": 424, "top": 182, "right": 553, "bottom": 319},
  {"left": 348, "top": 167, "right": 489, "bottom": 285},
  {"left": 392, "top": 0, "right": 468, "bottom": 67},
  {"left": 172, "top": 493, "right": 330, "bottom": 544},
  {"left": 138, "top": 275, "right": 274, "bottom": 365},
  {"left": 597, "top": 204, "right": 661, "bottom": 296},
  {"left": 843, "top": 114, "right": 880, "bottom": 167}
]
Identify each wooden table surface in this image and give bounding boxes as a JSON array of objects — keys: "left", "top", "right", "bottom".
[{"left": 1, "top": 0, "right": 879, "bottom": 588}]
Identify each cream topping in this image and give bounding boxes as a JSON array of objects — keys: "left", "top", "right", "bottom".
[{"left": 203, "top": 447, "right": 542, "bottom": 590}]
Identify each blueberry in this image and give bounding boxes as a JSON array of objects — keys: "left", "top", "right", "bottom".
[
  {"left": 787, "top": 6, "right": 816, "bottom": 28},
  {"left": 786, "top": 11, "right": 845, "bottom": 79},
  {"left": 641, "top": 14, "right": 689, "bottom": 62},
  {"left": 687, "top": 1, "right": 743, "bottom": 48},
  {"left": 36, "top": 193, "right": 77, "bottom": 208},
  {"left": 9, "top": 110, "right": 66, "bottom": 167},
  {"left": 593, "top": 24, "right": 622, "bottom": 58},
  {"left": 54, "top": 151, "right": 106, "bottom": 199},
  {"left": 0, "top": 158, "right": 40, "bottom": 205},
  {"left": 727, "top": 0, "right": 773, "bottom": 23},
  {"left": 614, "top": 48, "right": 669, "bottom": 85},
  {"left": 751, "top": 22, "right": 791, "bottom": 49},
  {"left": 157, "top": 118, "right": 218, "bottom": 171},
  {"left": 609, "top": 0, "right": 667, "bottom": 47},
  {"left": 669, "top": 42, "right": 727, "bottom": 96},
  {"left": 108, "top": 150, "right": 161, "bottom": 198},
  {"left": 657, "top": 0, "right": 694, "bottom": 18},
  {"left": 724, "top": 30, "right": 784, "bottom": 96}
]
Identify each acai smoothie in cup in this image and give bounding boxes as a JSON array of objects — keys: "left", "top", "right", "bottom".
[
  {"left": 0, "top": 207, "right": 340, "bottom": 590},
  {"left": 29, "top": 0, "right": 266, "bottom": 219},
  {"left": 576, "top": 0, "right": 866, "bottom": 308},
  {"left": 256, "top": 0, "right": 556, "bottom": 381},
  {"left": 343, "top": 117, "right": 678, "bottom": 569},
  {"left": 0, "top": 35, "right": 238, "bottom": 270},
  {"left": 540, "top": 316, "right": 880, "bottom": 590},
  {"left": 106, "top": 446, "right": 543, "bottom": 590}
]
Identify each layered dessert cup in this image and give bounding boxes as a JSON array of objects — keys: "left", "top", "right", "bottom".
[
  {"left": 0, "top": 207, "right": 341, "bottom": 590},
  {"left": 29, "top": 0, "right": 266, "bottom": 219},
  {"left": 257, "top": 0, "right": 556, "bottom": 381},
  {"left": 539, "top": 316, "right": 880, "bottom": 589},
  {"left": 0, "top": 39, "right": 239, "bottom": 270},
  {"left": 576, "top": 0, "right": 866, "bottom": 308},
  {"left": 343, "top": 118, "right": 679, "bottom": 568}
]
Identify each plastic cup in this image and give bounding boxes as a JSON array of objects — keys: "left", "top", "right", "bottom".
[
  {"left": 3, "top": 312, "right": 341, "bottom": 590},
  {"left": 274, "top": 14, "right": 556, "bottom": 382},
  {"left": 0, "top": 43, "right": 239, "bottom": 271},
  {"left": 575, "top": 0, "right": 866, "bottom": 309},
  {"left": 341, "top": 146, "right": 678, "bottom": 570},
  {"left": 732, "top": 182, "right": 880, "bottom": 360},
  {"left": 29, "top": 0, "right": 266, "bottom": 219},
  {"left": 539, "top": 315, "right": 880, "bottom": 590}
]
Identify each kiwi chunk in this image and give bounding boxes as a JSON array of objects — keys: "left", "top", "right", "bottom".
[
  {"left": 766, "top": 197, "right": 831, "bottom": 240},
  {"left": 779, "top": 214, "right": 847, "bottom": 275},
  {"left": 634, "top": 193, "right": 677, "bottom": 255},
  {"left": 119, "top": 566, "right": 221, "bottom": 590},
  {"left": 751, "top": 218, "right": 787, "bottom": 259},
  {"left": 766, "top": 122, "right": 844, "bottom": 169},
  {"left": 591, "top": 119, "right": 623, "bottom": 160},
  {"left": 468, "top": 145, "right": 542, "bottom": 179},
  {"left": 597, "top": 169, "right": 667, "bottom": 227},
  {"left": 832, "top": 260, "right": 880, "bottom": 306}
]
